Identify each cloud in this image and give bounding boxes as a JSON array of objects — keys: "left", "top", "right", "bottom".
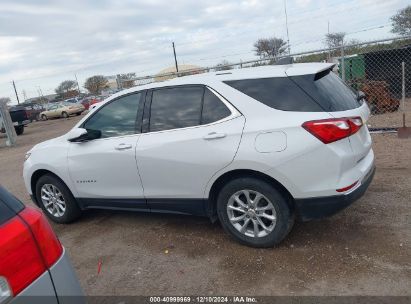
[{"left": 0, "top": 0, "right": 408, "bottom": 102}]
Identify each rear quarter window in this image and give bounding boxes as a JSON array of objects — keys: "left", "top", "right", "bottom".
[
  {"left": 0, "top": 187, "right": 24, "bottom": 225},
  {"left": 224, "top": 77, "right": 324, "bottom": 112},
  {"left": 290, "top": 70, "right": 362, "bottom": 111}
]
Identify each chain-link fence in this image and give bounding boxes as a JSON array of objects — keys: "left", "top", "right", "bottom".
[{"left": 122, "top": 36, "right": 411, "bottom": 129}]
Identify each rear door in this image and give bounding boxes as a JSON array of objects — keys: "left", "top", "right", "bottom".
[{"left": 136, "top": 85, "right": 244, "bottom": 215}]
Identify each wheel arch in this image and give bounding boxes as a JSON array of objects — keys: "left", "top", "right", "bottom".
[
  {"left": 206, "top": 169, "right": 295, "bottom": 221},
  {"left": 30, "top": 169, "right": 70, "bottom": 206}
]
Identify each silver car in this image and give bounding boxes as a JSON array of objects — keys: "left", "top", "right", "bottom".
[{"left": 0, "top": 186, "right": 84, "bottom": 304}]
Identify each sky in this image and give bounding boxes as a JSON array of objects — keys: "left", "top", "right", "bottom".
[{"left": 0, "top": 0, "right": 409, "bottom": 104}]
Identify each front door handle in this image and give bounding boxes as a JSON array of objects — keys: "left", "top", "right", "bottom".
[
  {"left": 203, "top": 132, "right": 227, "bottom": 140},
  {"left": 115, "top": 143, "right": 132, "bottom": 150}
]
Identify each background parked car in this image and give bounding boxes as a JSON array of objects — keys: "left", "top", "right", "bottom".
[
  {"left": 23, "top": 103, "right": 44, "bottom": 122},
  {"left": 40, "top": 102, "right": 85, "bottom": 120},
  {"left": 7, "top": 105, "right": 31, "bottom": 135},
  {"left": 0, "top": 185, "right": 84, "bottom": 303}
]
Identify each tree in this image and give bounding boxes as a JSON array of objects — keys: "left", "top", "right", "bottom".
[
  {"left": 119, "top": 73, "right": 136, "bottom": 89},
  {"left": 0, "top": 97, "right": 11, "bottom": 105},
  {"left": 84, "top": 75, "right": 108, "bottom": 95},
  {"left": 55, "top": 80, "right": 78, "bottom": 98},
  {"left": 254, "top": 37, "right": 288, "bottom": 59},
  {"left": 391, "top": 5, "right": 411, "bottom": 36},
  {"left": 215, "top": 60, "right": 233, "bottom": 71},
  {"left": 325, "top": 32, "right": 346, "bottom": 49}
]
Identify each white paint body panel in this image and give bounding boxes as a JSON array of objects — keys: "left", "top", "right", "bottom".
[
  {"left": 136, "top": 116, "right": 245, "bottom": 198},
  {"left": 67, "top": 135, "right": 143, "bottom": 198}
]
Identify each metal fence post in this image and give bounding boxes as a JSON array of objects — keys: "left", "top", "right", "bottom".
[
  {"left": 0, "top": 100, "right": 17, "bottom": 147},
  {"left": 341, "top": 44, "right": 346, "bottom": 82},
  {"left": 402, "top": 62, "right": 406, "bottom": 112}
]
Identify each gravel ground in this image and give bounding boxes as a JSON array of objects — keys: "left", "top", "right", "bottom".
[{"left": 0, "top": 116, "right": 410, "bottom": 296}]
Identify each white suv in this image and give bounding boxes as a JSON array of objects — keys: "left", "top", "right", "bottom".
[{"left": 23, "top": 63, "right": 375, "bottom": 247}]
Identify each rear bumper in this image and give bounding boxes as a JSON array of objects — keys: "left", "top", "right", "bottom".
[
  {"left": 295, "top": 166, "right": 376, "bottom": 221},
  {"left": 49, "top": 248, "right": 85, "bottom": 303},
  {"left": 10, "top": 249, "right": 84, "bottom": 304}
]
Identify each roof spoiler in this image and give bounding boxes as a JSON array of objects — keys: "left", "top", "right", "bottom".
[{"left": 314, "top": 64, "right": 336, "bottom": 81}]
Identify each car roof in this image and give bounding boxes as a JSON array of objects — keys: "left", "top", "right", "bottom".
[{"left": 105, "top": 62, "right": 335, "bottom": 101}]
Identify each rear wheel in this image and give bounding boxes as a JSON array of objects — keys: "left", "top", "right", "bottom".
[
  {"left": 217, "top": 177, "right": 294, "bottom": 247},
  {"left": 14, "top": 125, "right": 24, "bottom": 135},
  {"left": 62, "top": 112, "right": 69, "bottom": 118},
  {"left": 35, "top": 174, "right": 82, "bottom": 223},
  {"left": 41, "top": 114, "right": 48, "bottom": 121}
]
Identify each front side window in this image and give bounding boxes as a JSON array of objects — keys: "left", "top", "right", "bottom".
[
  {"left": 149, "top": 86, "right": 203, "bottom": 132},
  {"left": 83, "top": 93, "right": 141, "bottom": 138}
]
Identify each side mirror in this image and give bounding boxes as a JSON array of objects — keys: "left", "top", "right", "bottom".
[{"left": 67, "top": 128, "right": 101, "bottom": 142}]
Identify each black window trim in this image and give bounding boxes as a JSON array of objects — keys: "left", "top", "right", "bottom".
[
  {"left": 143, "top": 84, "right": 239, "bottom": 134},
  {"left": 79, "top": 90, "right": 145, "bottom": 140}
]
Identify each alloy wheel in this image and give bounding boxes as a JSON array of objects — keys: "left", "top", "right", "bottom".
[
  {"left": 40, "top": 184, "right": 66, "bottom": 217},
  {"left": 227, "top": 189, "right": 277, "bottom": 238}
]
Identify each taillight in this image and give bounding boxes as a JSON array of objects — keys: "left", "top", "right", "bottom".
[
  {"left": 302, "top": 117, "right": 363, "bottom": 144},
  {"left": 19, "top": 208, "right": 63, "bottom": 268},
  {"left": 0, "top": 215, "right": 45, "bottom": 296},
  {"left": 0, "top": 207, "right": 62, "bottom": 297}
]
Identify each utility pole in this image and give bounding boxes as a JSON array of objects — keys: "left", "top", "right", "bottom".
[
  {"left": 74, "top": 73, "right": 81, "bottom": 96},
  {"left": 284, "top": 0, "right": 291, "bottom": 55},
  {"left": 22, "top": 90, "right": 27, "bottom": 101},
  {"left": 172, "top": 42, "right": 179, "bottom": 73},
  {"left": 12, "top": 80, "right": 20, "bottom": 104}
]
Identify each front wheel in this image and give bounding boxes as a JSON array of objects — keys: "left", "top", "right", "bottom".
[
  {"left": 41, "top": 114, "right": 48, "bottom": 121},
  {"left": 62, "top": 112, "right": 69, "bottom": 118},
  {"left": 217, "top": 177, "right": 294, "bottom": 247},
  {"left": 35, "top": 174, "right": 82, "bottom": 223}
]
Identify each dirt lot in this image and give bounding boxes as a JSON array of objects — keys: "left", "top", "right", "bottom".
[{"left": 0, "top": 116, "right": 410, "bottom": 296}]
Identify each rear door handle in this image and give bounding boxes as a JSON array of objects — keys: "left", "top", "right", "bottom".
[
  {"left": 203, "top": 132, "right": 227, "bottom": 140},
  {"left": 115, "top": 143, "right": 132, "bottom": 150}
]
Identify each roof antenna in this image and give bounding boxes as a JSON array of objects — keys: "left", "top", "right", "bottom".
[{"left": 284, "top": 0, "right": 291, "bottom": 55}]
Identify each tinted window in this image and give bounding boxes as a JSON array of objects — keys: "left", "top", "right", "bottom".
[
  {"left": 290, "top": 70, "right": 361, "bottom": 111},
  {"left": 0, "top": 201, "right": 14, "bottom": 225},
  {"left": 224, "top": 77, "right": 323, "bottom": 112},
  {"left": 84, "top": 93, "right": 141, "bottom": 138},
  {"left": 150, "top": 86, "right": 203, "bottom": 132},
  {"left": 201, "top": 89, "right": 231, "bottom": 124},
  {"left": 0, "top": 186, "right": 24, "bottom": 225}
]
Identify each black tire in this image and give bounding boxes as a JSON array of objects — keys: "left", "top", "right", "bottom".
[
  {"left": 62, "top": 112, "right": 69, "bottom": 118},
  {"left": 41, "top": 114, "right": 48, "bottom": 121},
  {"left": 217, "top": 177, "right": 294, "bottom": 248},
  {"left": 35, "top": 174, "right": 82, "bottom": 224},
  {"left": 14, "top": 125, "right": 24, "bottom": 135},
  {"left": 76, "top": 112, "right": 81, "bottom": 116}
]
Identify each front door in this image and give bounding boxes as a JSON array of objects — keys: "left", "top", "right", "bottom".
[
  {"left": 136, "top": 86, "right": 245, "bottom": 215},
  {"left": 68, "top": 92, "right": 147, "bottom": 210}
]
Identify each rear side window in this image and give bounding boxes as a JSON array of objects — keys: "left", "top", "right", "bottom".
[
  {"left": 0, "top": 201, "right": 15, "bottom": 225},
  {"left": 290, "top": 70, "right": 361, "bottom": 111},
  {"left": 149, "top": 86, "right": 203, "bottom": 132},
  {"left": 0, "top": 187, "right": 24, "bottom": 225},
  {"left": 201, "top": 88, "right": 231, "bottom": 124},
  {"left": 224, "top": 77, "right": 323, "bottom": 112}
]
